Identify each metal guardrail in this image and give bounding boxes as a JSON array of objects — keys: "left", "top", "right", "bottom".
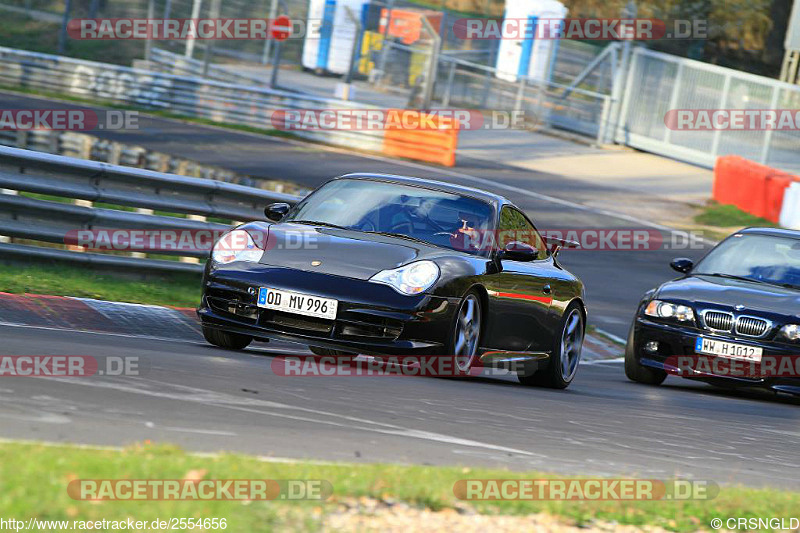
[
  {"left": 0, "top": 46, "right": 386, "bottom": 154},
  {"left": 0, "top": 146, "right": 302, "bottom": 272},
  {"left": 147, "top": 48, "right": 268, "bottom": 87}
]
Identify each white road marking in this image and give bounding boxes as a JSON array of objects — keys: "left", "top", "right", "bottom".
[
  {"left": 0, "top": 321, "right": 198, "bottom": 344},
  {"left": 39, "top": 375, "right": 538, "bottom": 457},
  {"left": 593, "top": 328, "right": 627, "bottom": 345},
  {"left": 582, "top": 357, "right": 625, "bottom": 365}
]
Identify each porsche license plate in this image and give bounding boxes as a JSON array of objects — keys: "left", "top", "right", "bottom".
[
  {"left": 257, "top": 288, "right": 338, "bottom": 320},
  {"left": 695, "top": 337, "right": 763, "bottom": 362}
]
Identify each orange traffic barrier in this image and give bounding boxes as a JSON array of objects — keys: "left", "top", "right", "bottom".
[
  {"left": 382, "top": 110, "right": 459, "bottom": 167},
  {"left": 713, "top": 156, "right": 798, "bottom": 223}
]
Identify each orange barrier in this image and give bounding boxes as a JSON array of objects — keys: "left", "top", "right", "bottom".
[
  {"left": 713, "top": 156, "right": 798, "bottom": 223},
  {"left": 382, "top": 110, "right": 459, "bottom": 167}
]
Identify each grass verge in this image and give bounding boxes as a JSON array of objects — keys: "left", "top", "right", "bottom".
[
  {"left": 694, "top": 203, "right": 777, "bottom": 229},
  {"left": 0, "top": 262, "right": 201, "bottom": 307},
  {"left": 691, "top": 202, "right": 779, "bottom": 243},
  {"left": 0, "top": 441, "right": 797, "bottom": 532}
]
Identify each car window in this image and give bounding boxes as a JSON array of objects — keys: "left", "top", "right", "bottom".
[
  {"left": 284, "top": 178, "right": 495, "bottom": 256},
  {"left": 497, "top": 206, "right": 547, "bottom": 260},
  {"left": 694, "top": 233, "right": 800, "bottom": 288}
]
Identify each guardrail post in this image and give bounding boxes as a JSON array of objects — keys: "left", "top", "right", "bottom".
[
  {"left": 181, "top": 214, "right": 206, "bottom": 263},
  {"left": 130, "top": 208, "right": 155, "bottom": 259},
  {"left": 16, "top": 130, "right": 28, "bottom": 149},
  {"left": 442, "top": 61, "right": 456, "bottom": 107},
  {"left": 514, "top": 77, "right": 526, "bottom": 112},
  {"left": 0, "top": 188, "right": 17, "bottom": 243}
]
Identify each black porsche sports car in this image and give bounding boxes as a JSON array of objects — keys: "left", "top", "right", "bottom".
[
  {"left": 198, "top": 173, "right": 587, "bottom": 388},
  {"left": 625, "top": 227, "right": 800, "bottom": 395}
]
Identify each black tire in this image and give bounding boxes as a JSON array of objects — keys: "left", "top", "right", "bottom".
[
  {"left": 309, "top": 346, "right": 356, "bottom": 363},
  {"left": 202, "top": 325, "right": 252, "bottom": 351},
  {"left": 624, "top": 324, "right": 667, "bottom": 385},
  {"left": 445, "top": 290, "right": 483, "bottom": 376},
  {"left": 518, "top": 303, "right": 584, "bottom": 389}
]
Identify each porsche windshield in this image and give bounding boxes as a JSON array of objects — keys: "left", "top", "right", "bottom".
[
  {"left": 284, "top": 179, "right": 495, "bottom": 255},
  {"left": 694, "top": 233, "right": 800, "bottom": 289}
]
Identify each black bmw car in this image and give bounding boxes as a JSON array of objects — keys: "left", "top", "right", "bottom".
[
  {"left": 626, "top": 227, "right": 800, "bottom": 395},
  {"left": 198, "top": 173, "right": 587, "bottom": 388}
]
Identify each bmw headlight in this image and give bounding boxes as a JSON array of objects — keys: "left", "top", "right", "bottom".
[
  {"left": 370, "top": 260, "right": 440, "bottom": 295},
  {"left": 779, "top": 324, "right": 800, "bottom": 341},
  {"left": 644, "top": 300, "right": 695, "bottom": 322},
  {"left": 212, "top": 229, "right": 264, "bottom": 264}
]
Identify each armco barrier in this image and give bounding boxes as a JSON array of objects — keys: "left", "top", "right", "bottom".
[
  {"left": 780, "top": 183, "right": 800, "bottom": 229},
  {"left": 712, "top": 156, "right": 798, "bottom": 223},
  {"left": 0, "top": 46, "right": 461, "bottom": 168},
  {"left": 0, "top": 145, "right": 302, "bottom": 273},
  {"left": 382, "top": 111, "right": 459, "bottom": 167}
]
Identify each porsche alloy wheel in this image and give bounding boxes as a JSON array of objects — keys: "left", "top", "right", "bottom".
[
  {"left": 452, "top": 293, "right": 482, "bottom": 374},
  {"left": 518, "top": 303, "right": 584, "bottom": 389}
]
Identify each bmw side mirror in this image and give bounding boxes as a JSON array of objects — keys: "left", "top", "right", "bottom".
[
  {"left": 670, "top": 257, "right": 694, "bottom": 273},
  {"left": 498, "top": 241, "right": 538, "bottom": 262},
  {"left": 264, "top": 202, "right": 290, "bottom": 222}
]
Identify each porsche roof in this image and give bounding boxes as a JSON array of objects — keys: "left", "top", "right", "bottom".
[{"left": 335, "top": 173, "right": 510, "bottom": 207}]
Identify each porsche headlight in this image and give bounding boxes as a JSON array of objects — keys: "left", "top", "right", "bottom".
[
  {"left": 212, "top": 230, "right": 263, "bottom": 264},
  {"left": 644, "top": 300, "right": 695, "bottom": 322},
  {"left": 370, "top": 260, "right": 440, "bottom": 295},
  {"left": 779, "top": 324, "right": 800, "bottom": 341}
]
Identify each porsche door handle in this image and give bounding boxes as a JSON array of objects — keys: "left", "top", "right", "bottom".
[{"left": 542, "top": 285, "right": 552, "bottom": 294}]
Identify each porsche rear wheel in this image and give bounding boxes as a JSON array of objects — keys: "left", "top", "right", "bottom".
[
  {"left": 448, "top": 292, "right": 482, "bottom": 375},
  {"left": 519, "top": 303, "right": 584, "bottom": 389},
  {"left": 202, "top": 326, "right": 252, "bottom": 350}
]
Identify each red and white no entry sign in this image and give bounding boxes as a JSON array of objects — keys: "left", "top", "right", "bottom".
[{"left": 270, "top": 15, "right": 291, "bottom": 41}]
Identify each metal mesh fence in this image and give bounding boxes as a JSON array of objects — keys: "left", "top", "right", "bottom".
[{"left": 618, "top": 48, "right": 800, "bottom": 174}]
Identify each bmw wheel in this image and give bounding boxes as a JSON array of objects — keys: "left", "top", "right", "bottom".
[{"left": 624, "top": 325, "right": 667, "bottom": 385}]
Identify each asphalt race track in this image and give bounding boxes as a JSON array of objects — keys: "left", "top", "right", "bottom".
[
  {"left": 2, "top": 91, "right": 799, "bottom": 490},
  {"left": 1, "top": 325, "right": 798, "bottom": 489}
]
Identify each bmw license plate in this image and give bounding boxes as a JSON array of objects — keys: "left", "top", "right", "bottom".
[
  {"left": 695, "top": 337, "right": 763, "bottom": 362},
  {"left": 257, "top": 287, "right": 337, "bottom": 320}
]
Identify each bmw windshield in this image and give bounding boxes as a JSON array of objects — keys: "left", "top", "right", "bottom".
[
  {"left": 284, "top": 179, "right": 495, "bottom": 256},
  {"left": 693, "top": 233, "right": 800, "bottom": 289}
]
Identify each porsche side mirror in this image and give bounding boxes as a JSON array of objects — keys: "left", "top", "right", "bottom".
[
  {"left": 498, "top": 241, "right": 538, "bottom": 262},
  {"left": 264, "top": 202, "right": 290, "bottom": 222},
  {"left": 670, "top": 257, "right": 694, "bottom": 273}
]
